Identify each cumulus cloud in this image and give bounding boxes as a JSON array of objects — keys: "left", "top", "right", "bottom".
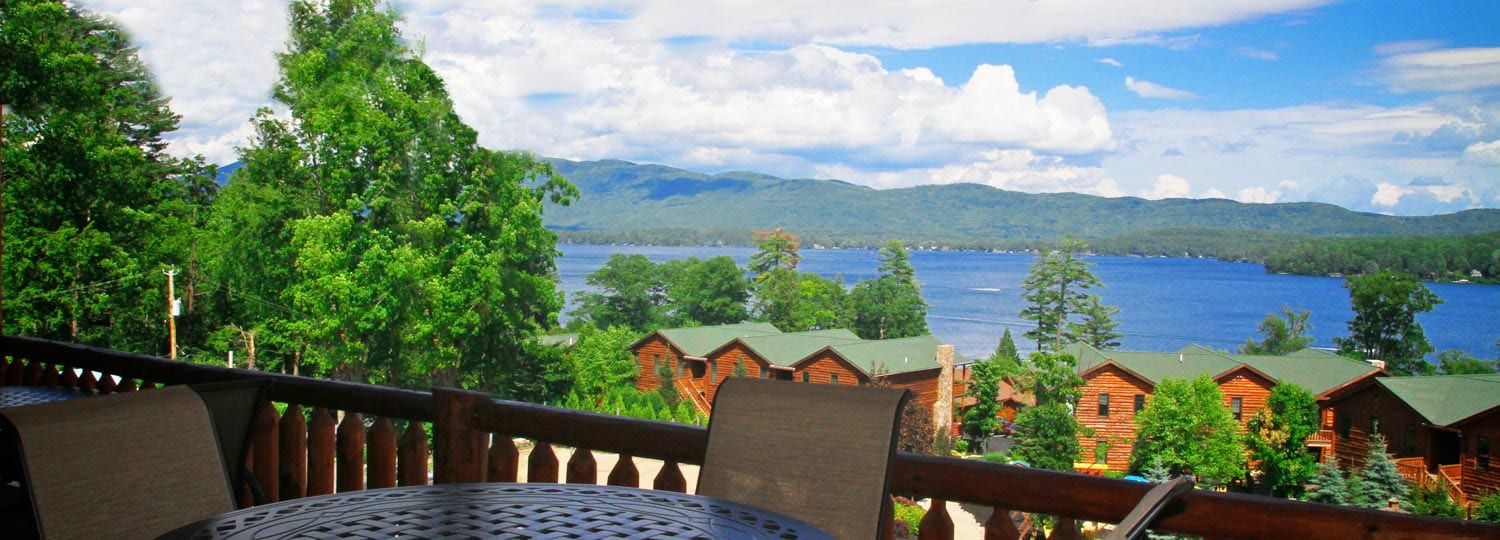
[
  {"left": 1236, "top": 186, "right": 1280, "bottom": 203},
  {"left": 1145, "top": 174, "right": 1193, "bottom": 199},
  {"left": 815, "top": 149, "right": 1122, "bottom": 196},
  {"left": 1125, "top": 77, "right": 1198, "bottom": 99},
  {"left": 1236, "top": 46, "right": 1279, "bottom": 61},
  {"left": 1098, "top": 57, "right": 1124, "bottom": 67},
  {"left": 1376, "top": 46, "right": 1500, "bottom": 93},
  {"left": 1462, "top": 140, "right": 1500, "bottom": 166}
]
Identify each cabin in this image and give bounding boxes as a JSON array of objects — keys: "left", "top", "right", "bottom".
[
  {"left": 1063, "top": 343, "right": 1384, "bottom": 473},
  {"left": 1323, "top": 374, "right": 1500, "bottom": 507},
  {"left": 631, "top": 323, "right": 968, "bottom": 419}
]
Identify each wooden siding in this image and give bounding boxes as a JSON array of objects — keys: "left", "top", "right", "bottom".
[
  {"left": 794, "top": 352, "right": 867, "bottom": 389},
  {"left": 1455, "top": 408, "right": 1500, "bottom": 501},
  {"left": 1077, "top": 365, "right": 1154, "bottom": 471},
  {"left": 885, "top": 368, "right": 943, "bottom": 410},
  {"left": 700, "top": 343, "right": 771, "bottom": 404},
  {"left": 632, "top": 336, "right": 678, "bottom": 394},
  {"left": 1217, "top": 370, "right": 1274, "bottom": 429},
  {"left": 1326, "top": 382, "right": 1429, "bottom": 469}
]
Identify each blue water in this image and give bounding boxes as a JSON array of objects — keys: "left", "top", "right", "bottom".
[{"left": 556, "top": 244, "right": 1500, "bottom": 361}]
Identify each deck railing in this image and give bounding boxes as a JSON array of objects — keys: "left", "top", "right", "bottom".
[{"left": 3, "top": 335, "right": 1497, "bottom": 540}]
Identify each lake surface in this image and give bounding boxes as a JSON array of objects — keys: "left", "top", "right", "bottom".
[{"left": 555, "top": 244, "right": 1500, "bottom": 362}]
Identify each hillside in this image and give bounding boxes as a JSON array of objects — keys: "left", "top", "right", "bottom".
[{"left": 542, "top": 159, "right": 1500, "bottom": 243}]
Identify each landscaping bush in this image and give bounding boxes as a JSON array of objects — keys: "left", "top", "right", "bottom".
[
  {"left": 1404, "top": 484, "right": 1461, "bottom": 518},
  {"left": 1475, "top": 490, "right": 1500, "bottom": 524},
  {"left": 954, "top": 439, "right": 970, "bottom": 454},
  {"left": 892, "top": 498, "right": 925, "bottom": 537},
  {"left": 981, "top": 452, "right": 1011, "bottom": 464}
]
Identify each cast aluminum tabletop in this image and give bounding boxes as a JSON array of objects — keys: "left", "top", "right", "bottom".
[{"left": 160, "top": 483, "right": 833, "bottom": 539}]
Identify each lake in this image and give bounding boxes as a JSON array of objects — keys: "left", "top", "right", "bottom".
[{"left": 555, "top": 244, "right": 1500, "bottom": 362}]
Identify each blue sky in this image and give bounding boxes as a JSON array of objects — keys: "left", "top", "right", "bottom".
[{"left": 79, "top": 0, "right": 1500, "bottom": 215}]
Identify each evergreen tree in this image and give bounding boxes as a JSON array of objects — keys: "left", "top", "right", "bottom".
[
  {"left": 1, "top": 0, "right": 214, "bottom": 354},
  {"left": 877, "top": 239, "right": 918, "bottom": 289},
  {"left": 1011, "top": 351, "right": 1087, "bottom": 471},
  {"left": 1305, "top": 457, "right": 1349, "bottom": 505},
  {"left": 208, "top": 0, "right": 575, "bottom": 398},
  {"left": 994, "top": 328, "right": 1020, "bottom": 362},
  {"left": 749, "top": 228, "right": 800, "bottom": 275},
  {"left": 1019, "top": 236, "right": 1105, "bottom": 351},
  {"left": 1240, "top": 305, "right": 1314, "bottom": 355},
  {"left": 961, "top": 356, "right": 1002, "bottom": 441},
  {"left": 848, "top": 240, "right": 927, "bottom": 340},
  {"left": 1354, "top": 432, "right": 1409, "bottom": 509},
  {"left": 1074, "top": 295, "right": 1123, "bottom": 350}
]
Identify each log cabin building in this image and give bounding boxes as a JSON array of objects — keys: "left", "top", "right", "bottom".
[
  {"left": 1322, "top": 374, "right": 1500, "bottom": 508},
  {"left": 1062, "top": 343, "right": 1384, "bottom": 473},
  {"left": 631, "top": 323, "right": 968, "bottom": 420}
]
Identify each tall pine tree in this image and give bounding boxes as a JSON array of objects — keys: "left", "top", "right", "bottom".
[
  {"left": 1355, "top": 432, "right": 1409, "bottom": 509},
  {"left": 1305, "top": 457, "right": 1349, "bottom": 505}
]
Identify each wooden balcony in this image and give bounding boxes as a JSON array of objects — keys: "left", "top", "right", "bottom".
[
  {"left": 1306, "top": 429, "right": 1334, "bottom": 448},
  {"left": 3, "top": 334, "right": 1497, "bottom": 540}
]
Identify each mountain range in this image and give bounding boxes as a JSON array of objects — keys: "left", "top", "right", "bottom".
[{"left": 541, "top": 159, "right": 1500, "bottom": 246}]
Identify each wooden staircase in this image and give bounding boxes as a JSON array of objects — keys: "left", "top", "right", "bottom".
[{"left": 674, "top": 377, "right": 713, "bottom": 416}]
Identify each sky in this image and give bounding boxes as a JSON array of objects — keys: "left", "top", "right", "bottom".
[{"left": 77, "top": 0, "right": 1500, "bottom": 216}]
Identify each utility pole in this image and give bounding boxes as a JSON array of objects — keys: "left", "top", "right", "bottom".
[{"left": 165, "top": 267, "right": 179, "bottom": 359}]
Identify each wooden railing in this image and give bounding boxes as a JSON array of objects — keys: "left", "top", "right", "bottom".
[
  {"left": 1396, "top": 457, "right": 1431, "bottom": 488},
  {"left": 3, "top": 335, "right": 1498, "bottom": 540},
  {"left": 1306, "top": 429, "right": 1335, "bottom": 448},
  {"left": 1440, "top": 464, "right": 1467, "bottom": 508}
]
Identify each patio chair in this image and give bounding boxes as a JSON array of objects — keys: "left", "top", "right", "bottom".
[
  {"left": 1103, "top": 475, "right": 1193, "bottom": 540},
  {"left": 698, "top": 377, "right": 911, "bottom": 539},
  {"left": 0, "top": 380, "right": 268, "bottom": 539}
]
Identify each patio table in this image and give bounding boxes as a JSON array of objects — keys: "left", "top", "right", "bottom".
[
  {"left": 0, "top": 386, "right": 96, "bottom": 409},
  {"left": 159, "top": 483, "right": 833, "bottom": 539}
]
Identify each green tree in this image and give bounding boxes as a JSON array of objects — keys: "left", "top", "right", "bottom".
[
  {"left": 663, "top": 255, "right": 749, "bottom": 326},
  {"left": 574, "top": 254, "right": 667, "bottom": 331},
  {"left": 1404, "top": 483, "right": 1462, "bottom": 518},
  {"left": 1304, "top": 457, "right": 1349, "bottom": 505},
  {"left": 781, "top": 273, "right": 847, "bottom": 332},
  {"left": 994, "top": 327, "right": 1020, "bottom": 363},
  {"left": 848, "top": 275, "right": 928, "bottom": 340},
  {"left": 208, "top": 0, "right": 574, "bottom": 399},
  {"left": 1353, "top": 431, "right": 1409, "bottom": 509},
  {"left": 1476, "top": 490, "right": 1500, "bottom": 524},
  {"left": 749, "top": 228, "right": 800, "bottom": 275},
  {"left": 1245, "top": 384, "right": 1319, "bottom": 497},
  {"left": 1074, "top": 295, "right": 1123, "bottom": 350},
  {"left": 1129, "top": 375, "right": 1245, "bottom": 484},
  {"left": 1435, "top": 349, "right": 1498, "bottom": 375},
  {"left": 1011, "top": 351, "right": 1087, "bottom": 471},
  {"left": 565, "top": 325, "right": 639, "bottom": 402},
  {"left": 1239, "top": 305, "right": 1314, "bottom": 355},
  {"left": 961, "top": 356, "right": 1002, "bottom": 441},
  {"left": 1335, "top": 270, "right": 1442, "bottom": 375},
  {"left": 1019, "top": 237, "right": 1105, "bottom": 351},
  {"left": 878, "top": 239, "right": 917, "bottom": 288},
  {"left": 1, "top": 0, "right": 214, "bottom": 354}
]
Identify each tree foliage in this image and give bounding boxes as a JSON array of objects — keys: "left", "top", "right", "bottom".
[
  {"left": 1434, "top": 349, "right": 1498, "bottom": 375},
  {"left": 1129, "top": 375, "right": 1245, "bottom": 483},
  {"left": 1075, "top": 295, "right": 1123, "bottom": 350},
  {"left": 1240, "top": 305, "right": 1314, "bottom": 355},
  {"left": 576, "top": 254, "right": 751, "bottom": 332},
  {"left": 565, "top": 325, "right": 639, "bottom": 402},
  {"left": 1019, "top": 237, "right": 1111, "bottom": 351},
  {"left": 1011, "top": 351, "right": 1087, "bottom": 471},
  {"left": 1476, "top": 490, "right": 1500, "bottom": 524},
  {"left": 749, "top": 228, "right": 799, "bottom": 275},
  {"left": 1335, "top": 270, "right": 1441, "bottom": 375},
  {"left": 848, "top": 240, "right": 928, "bottom": 340},
  {"left": 1, "top": 0, "right": 213, "bottom": 354},
  {"left": 574, "top": 254, "right": 666, "bottom": 331},
  {"left": 1245, "top": 383, "right": 1319, "bottom": 497},
  {"left": 205, "top": 0, "right": 575, "bottom": 400},
  {"left": 1304, "top": 457, "right": 1349, "bottom": 505},
  {"left": 1353, "top": 431, "right": 1409, "bottom": 509},
  {"left": 961, "top": 355, "right": 1002, "bottom": 440}
]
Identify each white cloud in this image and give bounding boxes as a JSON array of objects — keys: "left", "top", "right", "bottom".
[
  {"left": 1236, "top": 186, "right": 1280, "bottom": 203},
  {"left": 1236, "top": 46, "right": 1279, "bottom": 61},
  {"left": 1371, "top": 182, "right": 1411, "bottom": 207},
  {"left": 1376, "top": 47, "right": 1500, "bottom": 93},
  {"left": 814, "top": 149, "right": 1122, "bottom": 196},
  {"left": 1098, "top": 58, "right": 1124, "bottom": 67},
  {"left": 1373, "top": 40, "right": 1444, "bottom": 56},
  {"left": 1201, "top": 188, "right": 1228, "bottom": 199},
  {"left": 1125, "top": 77, "right": 1198, "bottom": 99},
  {"left": 1145, "top": 174, "right": 1193, "bottom": 199},
  {"left": 1462, "top": 140, "right": 1500, "bottom": 166}
]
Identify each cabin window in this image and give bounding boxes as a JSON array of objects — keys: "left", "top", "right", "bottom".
[
  {"left": 709, "top": 360, "right": 718, "bottom": 382},
  {"left": 652, "top": 354, "right": 661, "bottom": 375},
  {"left": 1133, "top": 394, "right": 1145, "bottom": 413},
  {"left": 1231, "top": 397, "right": 1243, "bottom": 421},
  {"left": 1336, "top": 411, "right": 1351, "bottom": 440},
  {"left": 1370, "top": 416, "right": 1380, "bottom": 435},
  {"left": 802, "top": 372, "right": 810, "bottom": 383},
  {"left": 1095, "top": 440, "right": 1108, "bottom": 464},
  {"left": 760, "top": 369, "right": 768, "bottom": 379},
  {"left": 1097, "top": 393, "right": 1110, "bottom": 417},
  {"left": 831, "top": 374, "right": 839, "bottom": 385},
  {"left": 1403, "top": 425, "right": 1416, "bottom": 455},
  {"left": 676, "top": 357, "right": 683, "bottom": 378},
  {"left": 1480, "top": 437, "right": 1491, "bottom": 472}
]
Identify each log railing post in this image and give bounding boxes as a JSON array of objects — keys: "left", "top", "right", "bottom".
[
  {"left": 368, "top": 417, "right": 397, "bottom": 489},
  {"left": 432, "top": 387, "right": 489, "bottom": 484},
  {"left": 918, "top": 499, "right": 953, "bottom": 540},
  {"left": 336, "top": 411, "right": 365, "bottom": 492},
  {"left": 278, "top": 403, "right": 308, "bottom": 500},
  {"left": 252, "top": 400, "right": 280, "bottom": 503},
  {"left": 606, "top": 454, "right": 639, "bottom": 488},
  {"left": 984, "top": 509, "right": 1021, "bottom": 540},
  {"left": 528, "top": 442, "right": 559, "bottom": 483},
  {"left": 397, "top": 421, "right": 429, "bottom": 487},
  {"left": 653, "top": 462, "right": 687, "bottom": 493},
  {"left": 307, "top": 407, "right": 336, "bottom": 495},
  {"left": 565, "top": 448, "right": 597, "bottom": 484},
  {"left": 487, "top": 435, "right": 519, "bottom": 483}
]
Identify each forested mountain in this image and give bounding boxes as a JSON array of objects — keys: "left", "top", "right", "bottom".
[{"left": 542, "top": 159, "right": 1500, "bottom": 244}]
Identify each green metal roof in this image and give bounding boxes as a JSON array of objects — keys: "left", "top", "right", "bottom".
[
  {"left": 729, "top": 329, "right": 863, "bottom": 367},
  {"left": 826, "top": 335, "right": 970, "bottom": 376},
  {"left": 1377, "top": 374, "right": 1500, "bottom": 427},
  {"left": 1067, "top": 343, "right": 1378, "bottom": 395},
  {"left": 654, "top": 323, "right": 782, "bottom": 357},
  {"left": 1229, "top": 349, "right": 1380, "bottom": 396}
]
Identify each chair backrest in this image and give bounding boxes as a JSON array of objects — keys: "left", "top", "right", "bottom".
[
  {"left": 188, "top": 380, "right": 270, "bottom": 503},
  {"left": 697, "top": 377, "right": 911, "bottom": 540},
  {"left": 1, "top": 382, "right": 265, "bottom": 539}
]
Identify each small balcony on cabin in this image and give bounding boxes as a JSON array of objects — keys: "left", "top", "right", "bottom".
[{"left": 0, "top": 335, "right": 1494, "bottom": 540}]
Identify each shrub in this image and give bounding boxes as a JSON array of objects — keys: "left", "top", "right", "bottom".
[
  {"left": 1403, "top": 483, "right": 1461, "bottom": 518},
  {"left": 1475, "top": 490, "right": 1500, "bottom": 524},
  {"left": 954, "top": 439, "right": 970, "bottom": 454},
  {"left": 982, "top": 452, "right": 1011, "bottom": 465},
  {"left": 892, "top": 499, "right": 925, "bottom": 537},
  {"left": 1104, "top": 470, "right": 1126, "bottom": 479}
]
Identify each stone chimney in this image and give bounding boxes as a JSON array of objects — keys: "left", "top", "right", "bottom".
[{"left": 934, "top": 344, "right": 954, "bottom": 436}]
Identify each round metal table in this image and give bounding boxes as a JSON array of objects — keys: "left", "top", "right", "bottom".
[
  {"left": 161, "top": 483, "right": 833, "bottom": 539},
  {"left": 0, "top": 386, "right": 95, "bottom": 409}
]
